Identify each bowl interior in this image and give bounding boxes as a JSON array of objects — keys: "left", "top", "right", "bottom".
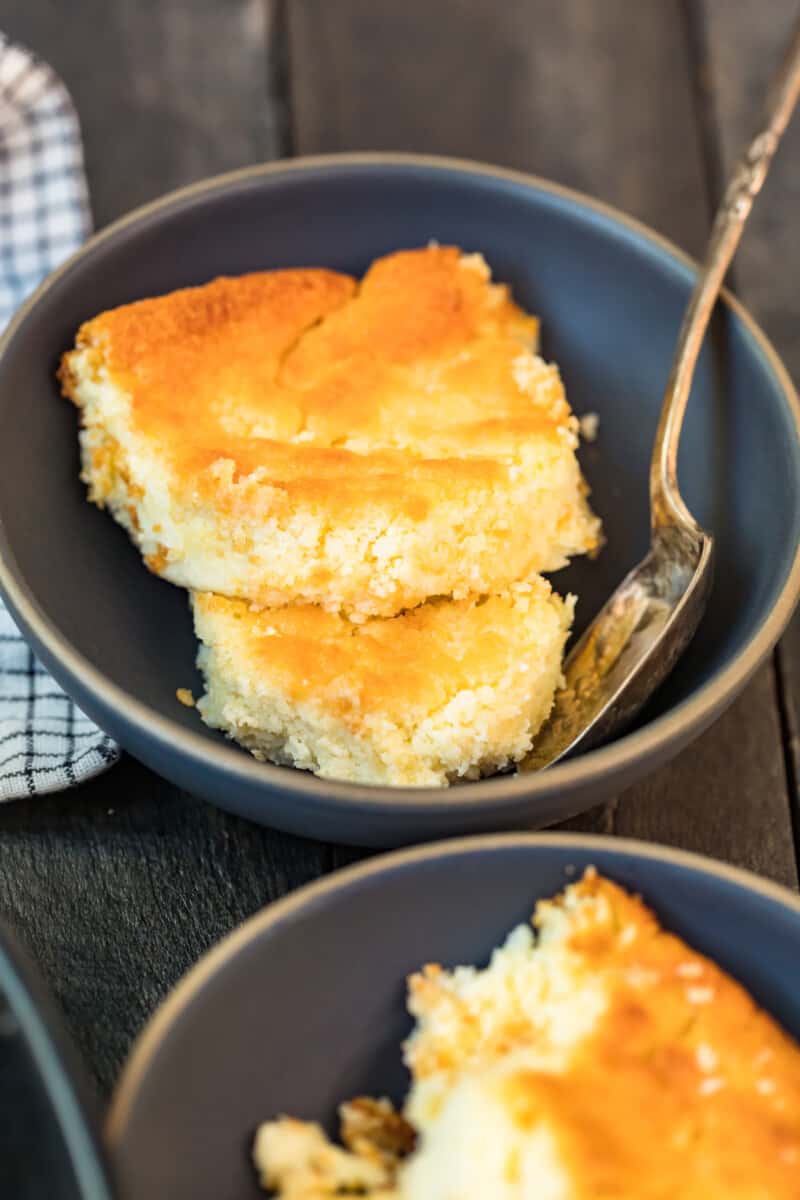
[
  {"left": 0, "top": 158, "right": 798, "bottom": 788},
  {"left": 107, "top": 838, "right": 800, "bottom": 1200}
]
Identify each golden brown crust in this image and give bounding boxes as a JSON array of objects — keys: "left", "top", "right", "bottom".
[
  {"left": 59, "top": 250, "right": 561, "bottom": 514},
  {"left": 180, "top": 439, "right": 512, "bottom": 521},
  {"left": 194, "top": 581, "right": 565, "bottom": 726},
  {"left": 410, "top": 871, "right": 800, "bottom": 1197},
  {"left": 61, "top": 268, "right": 356, "bottom": 434},
  {"left": 254, "top": 873, "right": 800, "bottom": 1198},
  {"left": 279, "top": 246, "right": 536, "bottom": 384},
  {"left": 62, "top": 247, "right": 600, "bottom": 614},
  {"left": 542, "top": 874, "right": 800, "bottom": 1196}
]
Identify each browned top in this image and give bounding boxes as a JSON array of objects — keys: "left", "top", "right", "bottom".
[
  {"left": 64, "top": 267, "right": 356, "bottom": 441},
  {"left": 533, "top": 873, "right": 800, "bottom": 1197},
  {"left": 409, "top": 871, "right": 800, "bottom": 1198},
  {"left": 193, "top": 578, "right": 565, "bottom": 728},
  {"left": 61, "top": 248, "right": 575, "bottom": 519}
]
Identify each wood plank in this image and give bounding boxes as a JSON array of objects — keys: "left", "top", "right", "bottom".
[
  {"left": 288, "top": 0, "right": 797, "bottom": 876},
  {"left": 0, "top": 0, "right": 332, "bottom": 1095},
  {"left": 695, "top": 0, "right": 800, "bottom": 871},
  {"left": 2, "top": 0, "right": 283, "bottom": 227},
  {"left": 614, "top": 663, "right": 797, "bottom": 886},
  {"left": 288, "top": 0, "right": 709, "bottom": 254},
  {"left": 0, "top": 757, "right": 329, "bottom": 1095}
]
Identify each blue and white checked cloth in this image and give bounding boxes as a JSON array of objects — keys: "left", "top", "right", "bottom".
[{"left": 0, "top": 33, "right": 118, "bottom": 798}]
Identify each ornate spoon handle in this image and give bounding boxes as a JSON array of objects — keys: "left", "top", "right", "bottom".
[{"left": 651, "top": 16, "right": 800, "bottom": 529}]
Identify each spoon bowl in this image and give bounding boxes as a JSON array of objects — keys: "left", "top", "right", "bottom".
[{"left": 524, "top": 525, "right": 713, "bottom": 769}]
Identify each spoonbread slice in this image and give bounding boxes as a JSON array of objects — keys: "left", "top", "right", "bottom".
[
  {"left": 191, "top": 576, "right": 573, "bottom": 787},
  {"left": 60, "top": 247, "right": 600, "bottom": 618}
]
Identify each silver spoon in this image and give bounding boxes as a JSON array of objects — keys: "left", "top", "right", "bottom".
[{"left": 524, "top": 18, "right": 800, "bottom": 773}]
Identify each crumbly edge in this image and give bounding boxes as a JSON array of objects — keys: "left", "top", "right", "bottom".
[
  {"left": 253, "top": 1097, "right": 413, "bottom": 1199},
  {"left": 249, "top": 874, "right": 614, "bottom": 1198}
]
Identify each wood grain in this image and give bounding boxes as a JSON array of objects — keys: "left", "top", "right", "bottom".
[
  {"left": 695, "top": 0, "right": 800, "bottom": 865},
  {"left": 0, "top": 0, "right": 796, "bottom": 1098},
  {"left": 2, "top": 0, "right": 282, "bottom": 227},
  {"left": 0, "top": 757, "right": 329, "bottom": 1094},
  {"left": 615, "top": 663, "right": 797, "bottom": 886},
  {"left": 0, "top": 0, "right": 332, "bottom": 1095},
  {"left": 288, "top": 0, "right": 797, "bottom": 877},
  {"left": 288, "top": 0, "right": 710, "bottom": 254}
]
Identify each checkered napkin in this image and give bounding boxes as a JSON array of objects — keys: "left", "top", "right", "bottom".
[{"left": 0, "top": 33, "right": 119, "bottom": 799}]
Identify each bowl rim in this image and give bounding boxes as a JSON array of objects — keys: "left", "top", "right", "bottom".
[
  {"left": 106, "top": 829, "right": 800, "bottom": 1144},
  {"left": 1, "top": 150, "right": 799, "bottom": 813}
]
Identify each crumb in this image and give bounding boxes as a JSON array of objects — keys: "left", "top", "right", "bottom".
[{"left": 579, "top": 411, "right": 599, "bottom": 442}]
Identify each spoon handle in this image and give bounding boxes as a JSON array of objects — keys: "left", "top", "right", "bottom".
[{"left": 651, "top": 15, "right": 800, "bottom": 529}]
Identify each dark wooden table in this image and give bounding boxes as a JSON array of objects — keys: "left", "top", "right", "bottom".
[{"left": 1, "top": 0, "right": 799, "bottom": 1100}]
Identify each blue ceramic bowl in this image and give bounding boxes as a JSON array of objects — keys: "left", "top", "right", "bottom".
[
  {"left": 0, "top": 924, "right": 113, "bottom": 1199},
  {"left": 107, "top": 833, "right": 800, "bottom": 1200},
  {"left": 0, "top": 154, "right": 798, "bottom": 843}
]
